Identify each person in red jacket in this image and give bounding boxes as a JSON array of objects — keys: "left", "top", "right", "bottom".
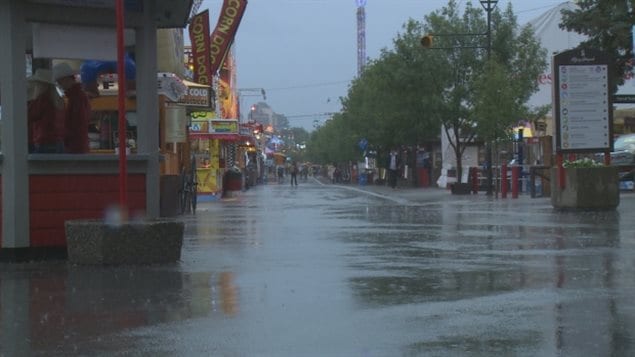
[
  {"left": 53, "top": 63, "right": 91, "bottom": 154},
  {"left": 27, "top": 69, "right": 65, "bottom": 153}
]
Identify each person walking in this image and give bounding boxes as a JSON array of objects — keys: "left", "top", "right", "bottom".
[
  {"left": 387, "top": 149, "right": 401, "bottom": 189},
  {"left": 27, "top": 69, "right": 65, "bottom": 153},
  {"left": 290, "top": 161, "right": 298, "bottom": 186},
  {"left": 53, "top": 63, "right": 91, "bottom": 154}
]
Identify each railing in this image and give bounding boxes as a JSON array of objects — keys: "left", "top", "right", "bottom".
[{"left": 472, "top": 165, "right": 551, "bottom": 198}]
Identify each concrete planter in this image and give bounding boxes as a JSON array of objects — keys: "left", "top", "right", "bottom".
[
  {"left": 550, "top": 166, "right": 619, "bottom": 210},
  {"left": 65, "top": 219, "right": 184, "bottom": 265}
]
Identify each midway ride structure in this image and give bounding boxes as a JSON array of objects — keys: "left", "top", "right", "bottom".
[{"left": 356, "top": 0, "right": 367, "bottom": 76}]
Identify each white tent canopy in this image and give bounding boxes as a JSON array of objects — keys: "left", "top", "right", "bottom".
[{"left": 526, "top": 1, "right": 635, "bottom": 110}]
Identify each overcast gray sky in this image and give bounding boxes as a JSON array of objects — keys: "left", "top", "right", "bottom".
[{"left": 199, "top": 0, "right": 570, "bottom": 130}]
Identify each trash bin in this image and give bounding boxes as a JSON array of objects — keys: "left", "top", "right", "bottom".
[
  {"left": 358, "top": 173, "right": 367, "bottom": 186},
  {"left": 223, "top": 170, "right": 243, "bottom": 192}
]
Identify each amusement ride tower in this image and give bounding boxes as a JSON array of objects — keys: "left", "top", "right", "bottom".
[{"left": 356, "top": 0, "right": 367, "bottom": 76}]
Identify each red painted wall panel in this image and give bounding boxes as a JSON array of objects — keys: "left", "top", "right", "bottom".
[
  {"left": 28, "top": 174, "right": 146, "bottom": 247},
  {"left": 0, "top": 176, "right": 2, "bottom": 248}
]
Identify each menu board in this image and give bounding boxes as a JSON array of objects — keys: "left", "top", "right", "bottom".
[
  {"left": 553, "top": 49, "right": 613, "bottom": 153},
  {"left": 557, "top": 64, "right": 609, "bottom": 150}
]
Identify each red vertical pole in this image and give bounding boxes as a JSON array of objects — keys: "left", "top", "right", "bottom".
[
  {"left": 511, "top": 166, "right": 520, "bottom": 199},
  {"left": 116, "top": 0, "right": 128, "bottom": 213},
  {"left": 557, "top": 153, "right": 565, "bottom": 189},
  {"left": 471, "top": 167, "right": 478, "bottom": 194},
  {"left": 501, "top": 163, "right": 508, "bottom": 198}
]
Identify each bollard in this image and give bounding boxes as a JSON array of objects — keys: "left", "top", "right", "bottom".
[
  {"left": 511, "top": 166, "right": 520, "bottom": 198},
  {"left": 471, "top": 167, "right": 479, "bottom": 194},
  {"left": 529, "top": 167, "right": 536, "bottom": 198},
  {"left": 557, "top": 153, "right": 565, "bottom": 189},
  {"left": 501, "top": 163, "right": 508, "bottom": 198}
]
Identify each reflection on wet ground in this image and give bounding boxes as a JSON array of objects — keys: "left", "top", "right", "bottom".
[{"left": 2, "top": 181, "right": 635, "bottom": 356}]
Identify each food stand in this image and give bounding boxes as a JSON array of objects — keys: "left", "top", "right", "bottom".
[
  {"left": 89, "top": 73, "right": 205, "bottom": 216},
  {"left": 0, "top": 0, "right": 193, "bottom": 261},
  {"left": 189, "top": 114, "right": 239, "bottom": 199}
]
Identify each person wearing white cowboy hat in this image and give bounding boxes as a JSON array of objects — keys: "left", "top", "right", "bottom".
[
  {"left": 27, "top": 68, "right": 66, "bottom": 153},
  {"left": 28, "top": 68, "right": 56, "bottom": 85},
  {"left": 53, "top": 62, "right": 91, "bottom": 153},
  {"left": 27, "top": 68, "right": 56, "bottom": 101},
  {"left": 52, "top": 63, "right": 78, "bottom": 86}
]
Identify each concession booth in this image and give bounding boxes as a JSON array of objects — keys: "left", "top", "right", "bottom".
[
  {"left": 90, "top": 72, "right": 211, "bottom": 216},
  {"left": 0, "top": 0, "right": 194, "bottom": 261}
]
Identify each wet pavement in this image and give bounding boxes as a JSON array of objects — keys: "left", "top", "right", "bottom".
[{"left": 2, "top": 178, "right": 635, "bottom": 356}]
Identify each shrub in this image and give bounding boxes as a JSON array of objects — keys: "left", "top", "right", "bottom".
[{"left": 562, "top": 158, "right": 603, "bottom": 168}]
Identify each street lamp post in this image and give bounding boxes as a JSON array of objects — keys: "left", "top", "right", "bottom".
[{"left": 480, "top": 0, "right": 498, "bottom": 196}]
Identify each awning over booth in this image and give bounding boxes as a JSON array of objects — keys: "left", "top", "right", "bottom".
[
  {"left": 189, "top": 132, "right": 256, "bottom": 145},
  {"left": 190, "top": 133, "right": 241, "bottom": 141},
  {"left": 97, "top": 72, "right": 190, "bottom": 102},
  {"left": 26, "top": 0, "right": 194, "bottom": 28}
]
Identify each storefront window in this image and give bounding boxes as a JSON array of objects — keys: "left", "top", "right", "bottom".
[{"left": 89, "top": 110, "right": 137, "bottom": 152}]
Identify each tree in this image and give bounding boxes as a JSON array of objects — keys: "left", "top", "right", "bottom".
[
  {"left": 306, "top": 113, "right": 358, "bottom": 164},
  {"left": 280, "top": 126, "right": 311, "bottom": 162},
  {"left": 340, "top": 21, "right": 443, "bottom": 154},
  {"left": 473, "top": 5, "right": 549, "bottom": 144},
  {"left": 422, "top": 1, "right": 546, "bottom": 182},
  {"left": 273, "top": 113, "right": 290, "bottom": 131},
  {"left": 307, "top": 0, "right": 546, "bottom": 177},
  {"left": 560, "top": 0, "right": 634, "bottom": 91}
]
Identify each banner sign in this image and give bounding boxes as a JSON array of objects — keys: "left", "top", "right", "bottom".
[
  {"left": 218, "top": 50, "right": 238, "bottom": 119},
  {"left": 614, "top": 94, "right": 635, "bottom": 103},
  {"left": 191, "top": 111, "right": 215, "bottom": 120},
  {"left": 191, "top": 118, "right": 238, "bottom": 134},
  {"left": 188, "top": 10, "right": 212, "bottom": 85},
  {"left": 164, "top": 105, "right": 187, "bottom": 143},
  {"left": 177, "top": 85, "right": 212, "bottom": 108},
  {"left": 210, "top": 119, "right": 239, "bottom": 133},
  {"left": 209, "top": 0, "right": 248, "bottom": 75}
]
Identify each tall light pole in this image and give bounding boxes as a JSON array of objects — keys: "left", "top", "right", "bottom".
[
  {"left": 421, "top": 1, "right": 498, "bottom": 194},
  {"left": 480, "top": 0, "right": 498, "bottom": 196},
  {"left": 238, "top": 88, "right": 267, "bottom": 122}
]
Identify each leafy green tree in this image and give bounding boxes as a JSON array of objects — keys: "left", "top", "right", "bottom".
[
  {"left": 340, "top": 21, "right": 442, "bottom": 154},
  {"left": 560, "top": 0, "right": 634, "bottom": 91},
  {"left": 422, "top": 1, "right": 546, "bottom": 182},
  {"left": 280, "top": 126, "right": 311, "bottom": 162},
  {"left": 307, "top": 0, "right": 546, "bottom": 180},
  {"left": 306, "top": 113, "right": 358, "bottom": 164},
  {"left": 289, "top": 127, "right": 310, "bottom": 145},
  {"left": 273, "top": 113, "right": 290, "bottom": 131}
]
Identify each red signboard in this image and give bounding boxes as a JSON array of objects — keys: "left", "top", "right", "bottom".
[
  {"left": 209, "top": 0, "right": 248, "bottom": 75},
  {"left": 188, "top": 10, "right": 212, "bottom": 85}
]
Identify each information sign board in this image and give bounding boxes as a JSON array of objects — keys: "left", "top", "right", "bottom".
[{"left": 553, "top": 49, "right": 613, "bottom": 153}]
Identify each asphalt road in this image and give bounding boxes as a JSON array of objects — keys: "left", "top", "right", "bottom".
[{"left": 2, "top": 179, "right": 635, "bottom": 356}]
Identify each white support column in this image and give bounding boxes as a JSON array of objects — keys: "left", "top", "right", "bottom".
[
  {"left": 136, "top": 0, "right": 160, "bottom": 218},
  {"left": 0, "top": 0, "right": 30, "bottom": 248}
]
